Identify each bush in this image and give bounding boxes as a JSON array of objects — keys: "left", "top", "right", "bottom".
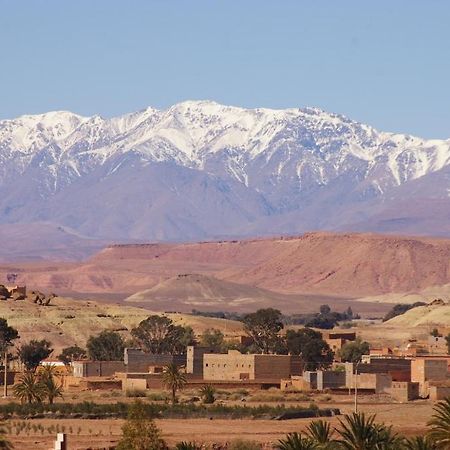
[
  {"left": 126, "top": 389, "right": 147, "bottom": 398},
  {"left": 200, "top": 385, "right": 216, "bottom": 404},
  {"left": 228, "top": 439, "right": 262, "bottom": 450},
  {"left": 383, "top": 302, "right": 426, "bottom": 322},
  {"left": 146, "top": 391, "right": 171, "bottom": 401},
  {"left": 0, "top": 401, "right": 338, "bottom": 420}
]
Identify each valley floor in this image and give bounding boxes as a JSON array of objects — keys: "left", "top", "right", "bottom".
[{"left": 2, "top": 396, "right": 434, "bottom": 449}]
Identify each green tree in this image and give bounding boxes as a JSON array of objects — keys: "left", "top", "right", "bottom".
[
  {"left": 18, "top": 340, "right": 53, "bottom": 371},
  {"left": 339, "top": 338, "right": 370, "bottom": 363},
  {"left": 382, "top": 302, "right": 426, "bottom": 322},
  {"left": 285, "top": 328, "right": 333, "bottom": 370},
  {"left": 346, "top": 307, "right": 354, "bottom": 319},
  {"left": 319, "top": 305, "right": 331, "bottom": 315},
  {"left": 243, "top": 308, "right": 283, "bottom": 354},
  {"left": 131, "top": 315, "right": 194, "bottom": 355},
  {"left": 162, "top": 363, "right": 186, "bottom": 404},
  {"left": 427, "top": 397, "right": 450, "bottom": 449},
  {"left": 0, "top": 318, "right": 19, "bottom": 353},
  {"left": 200, "top": 328, "right": 225, "bottom": 352},
  {"left": 431, "top": 328, "right": 441, "bottom": 338},
  {"left": 58, "top": 345, "right": 87, "bottom": 365},
  {"left": 13, "top": 371, "right": 46, "bottom": 404},
  {"left": 172, "top": 325, "right": 196, "bottom": 354},
  {"left": 116, "top": 400, "right": 167, "bottom": 450},
  {"left": 86, "top": 330, "right": 125, "bottom": 361}
]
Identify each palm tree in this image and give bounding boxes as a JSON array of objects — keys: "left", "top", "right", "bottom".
[
  {"left": 162, "top": 363, "right": 186, "bottom": 405},
  {"left": 42, "top": 375, "right": 63, "bottom": 404},
  {"left": 39, "top": 363, "right": 58, "bottom": 379},
  {"left": 427, "top": 397, "right": 450, "bottom": 449},
  {"left": 336, "top": 413, "right": 403, "bottom": 450},
  {"left": 306, "top": 420, "right": 339, "bottom": 449},
  {"left": 405, "top": 436, "right": 437, "bottom": 450},
  {"left": 199, "top": 385, "right": 215, "bottom": 404},
  {"left": 12, "top": 371, "right": 45, "bottom": 404},
  {"left": 277, "top": 432, "right": 316, "bottom": 450},
  {"left": 39, "top": 364, "right": 63, "bottom": 404},
  {"left": 0, "top": 424, "right": 13, "bottom": 450}
]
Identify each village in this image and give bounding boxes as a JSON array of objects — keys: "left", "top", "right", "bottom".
[
  {"left": 0, "top": 285, "right": 449, "bottom": 448},
  {"left": 57, "top": 330, "right": 450, "bottom": 404}
]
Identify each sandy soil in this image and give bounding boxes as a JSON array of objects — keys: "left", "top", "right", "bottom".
[{"left": 4, "top": 401, "right": 434, "bottom": 450}]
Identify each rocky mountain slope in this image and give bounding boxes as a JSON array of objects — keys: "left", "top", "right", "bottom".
[
  {"left": 383, "top": 301, "right": 450, "bottom": 327},
  {"left": 1, "top": 101, "right": 450, "bottom": 254},
  {"left": 124, "top": 273, "right": 345, "bottom": 313},
  {"left": 0, "top": 295, "right": 243, "bottom": 354},
  {"left": 4, "top": 233, "right": 450, "bottom": 300}
]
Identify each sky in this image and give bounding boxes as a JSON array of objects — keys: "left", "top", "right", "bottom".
[{"left": 0, "top": 1, "right": 449, "bottom": 139}]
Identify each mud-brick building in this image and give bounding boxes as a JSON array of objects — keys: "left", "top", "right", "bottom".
[
  {"left": 325, "top": 332, "right": 356, "bottom": 356},
  {"left": 203, "top": 350, "right": 302, "bottom": 382},
  {"left": 71, "top": 360, "right": 125, "bottom": 377},
  {"left": 388, "top": 381, "right": 419, "bottom": 402},
  {"left": 124, "top": 348, "right": 186, "bottom": 372},
  {"left": 411, "top": 358, "right": 448, "bottom": 397}
]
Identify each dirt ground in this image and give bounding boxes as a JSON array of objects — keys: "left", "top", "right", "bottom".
[{"left": 3, "top": 398, "right": 434, "bottom": 449}]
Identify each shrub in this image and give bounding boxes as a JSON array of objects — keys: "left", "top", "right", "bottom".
[
  {"left": 200, "top": 385, "right": 216, "bottom": 404},
  {"left": 228, "top": 439, "right": 262, "bottom": 450},
  {"left": 126, "top": 389, "right": 147, "bottom": 398}
]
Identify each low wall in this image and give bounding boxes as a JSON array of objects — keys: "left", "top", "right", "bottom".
[
  {"left": 429, "top": 384, "right": 450, "bottom": 401},
  {"left": 317, "top": 371, "right": 346, "bottom": 390}
]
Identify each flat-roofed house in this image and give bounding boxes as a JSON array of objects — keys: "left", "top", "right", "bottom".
[{"left": 203, "top": 350, "right": 302, "bottom": 382}]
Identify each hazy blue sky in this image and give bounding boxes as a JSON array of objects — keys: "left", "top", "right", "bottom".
[{"left": 1, "top": 1, "right": 449, "bottom": 138}]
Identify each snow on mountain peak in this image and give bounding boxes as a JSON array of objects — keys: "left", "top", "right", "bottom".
[
  {"left": 2, "top": 100, "right": 450, "bottom": 242},
  {"left": 1, "top": 100, "right": 450, "bottom": 203}
]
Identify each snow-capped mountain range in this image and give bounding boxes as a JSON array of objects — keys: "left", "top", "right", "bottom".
[{"left": 1, "top": 100, "right": 450, "bottom": 247}]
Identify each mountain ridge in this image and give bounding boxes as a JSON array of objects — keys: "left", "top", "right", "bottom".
[{"left": 1, "top": 100, "right": 450, "bottom": 247}]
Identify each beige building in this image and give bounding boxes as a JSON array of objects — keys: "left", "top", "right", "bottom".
[
  {"left": 71, "top": 361, "right": 125, "bottom": 377},
  {"left": 388, "top": 381, "right": 419, "bottom": 402},
  {"left": 411, "top": 358, "right": 448, "bottom": 397},
  {"left": 347, "top": 372, "right": 392, "bottom": 394},
  {"left": 203, "top": 350, "right": 301, "bottom": 382},
  {"left": 429, "top": 384, "right": 450, "bottom": 401},
  {"left": 411, "top": 358, "right": 448, "bottom": 383}
]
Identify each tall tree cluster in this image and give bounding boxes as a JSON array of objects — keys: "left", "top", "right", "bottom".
[{"left": 131, "top": 315, "right": 195, "bottom": 355}]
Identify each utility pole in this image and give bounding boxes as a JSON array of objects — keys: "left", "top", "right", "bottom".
[
  {"left": 3, "top": 350, "right": 7, "bottom": 398},
  {"left": 354, "top": 361, "right": 359, "bottom": 414}
]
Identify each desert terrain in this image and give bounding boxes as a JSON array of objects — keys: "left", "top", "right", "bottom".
[
  {"left": 2, "top": 232, "right": 450, "bottom": 317},
  {"left": 0, "top": 391, "right": 435, "bottom": 449},
  {"left": 0, "top": 232, "right": 450, "bottom": 450}
]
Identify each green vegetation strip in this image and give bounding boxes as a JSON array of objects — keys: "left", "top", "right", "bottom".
[{"left": 0, "top": 402, "right": 339, "bottom": 420}]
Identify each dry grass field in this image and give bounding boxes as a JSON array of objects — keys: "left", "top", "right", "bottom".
[{"left": 1, "top": 395, "right": 435, "bottom": 449}]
